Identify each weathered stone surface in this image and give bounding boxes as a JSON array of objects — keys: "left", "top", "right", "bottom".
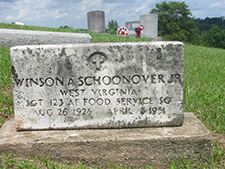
[
  {"left": 0, "top": 29, "right": 93, "bottom": 47},
  {"left": 11, "top": 42, "right": 184, "bottom": 130},
  {"left": 87, "top": 10, "right": 106, "bottom": 33},
  {"left": 140, "top": 14, "right": 158, "bottom": 40},
  {"left": 0, "top": 113, "right": 212, "bottom": 168}
]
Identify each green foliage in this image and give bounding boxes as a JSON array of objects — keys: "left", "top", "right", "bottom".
[
  {"left": 195, "top": 16, "right": 225, "bottom": 33},
  {"left": 0, "top": 47, "right": 11, "bottom": 88},
  {"left": 107, "top": 20, "right": 119, "bottom": 34},
  {"left": 150, "top": 1, "right": 199, "bottom": 43},
  {"left": 89, "top": 32, "right": 150, "bottom": 43},
  {"left": 169, "top": 140, "right": 225, "bottom": 168},
  {"left": 59, "top": 25, "right": 73, "bottom": 29},
  {"left": 0, "top": 152, "right": 90, "bottom": 169},
  {"left": 0, "top": 47, "right": 13, "bottom": 127},
  {"left": 202, "top": 24, "right": 225, "bottom": 49},
  {"left": 0, "top": 22, "right": 89, "bottom": 33}
]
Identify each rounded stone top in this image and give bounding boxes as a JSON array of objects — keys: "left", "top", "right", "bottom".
[{"left": 87, "top": 10, "right": 105, "bottom": 14}]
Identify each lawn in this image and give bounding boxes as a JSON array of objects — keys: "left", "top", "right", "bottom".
[{"left": 0, "top": 23, "right": 224, "bottom": 168}]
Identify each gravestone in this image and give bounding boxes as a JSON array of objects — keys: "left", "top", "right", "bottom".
[
  {"left": 0, "top": 29, "right": 93, "bottom": 47},
  {"left": 10, "top": 42, "right": 184, "bottom": 131},
  {"left": 0, "top": 41, "right": 212, "bottom": 168},
  {"left": 124, "top": 21, "right": 140, "bottom": 36},
  {"left": 87, "top": 10, "right": 106, "bottom": 33},
  {"left": 140, "top": 14, "right": 158, "bottom": 39}
]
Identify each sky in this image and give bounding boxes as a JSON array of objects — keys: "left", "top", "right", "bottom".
[{"left": 0, "top": 0, "right": 225, "bottom": 29}]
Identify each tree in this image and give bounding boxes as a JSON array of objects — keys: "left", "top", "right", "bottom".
[
  {"left": 107, "top": 20, "right": 119, "bottom": 34},
  {"left": 59, "top": 25, "right": 72, "bottom": 29},
  {"left": 202, "top": 25, "right": 225, "bottom": 49},
  {"left": 150, "top": 1, "right": 199, "bottom": 43},
  {"left": 195, "top": 16, "right": 225, "bottom": 33}
]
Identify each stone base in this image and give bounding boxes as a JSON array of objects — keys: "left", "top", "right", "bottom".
[{"left": 0, "top": 113, "right": 211, "bottom": 168}]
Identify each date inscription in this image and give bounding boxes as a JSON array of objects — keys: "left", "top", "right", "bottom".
[
  {"left": 27, "top": 95, "right": 173, "bottom": 118},
  {"left": 35, "top": 108, "right": 93, "bottom": 116}
]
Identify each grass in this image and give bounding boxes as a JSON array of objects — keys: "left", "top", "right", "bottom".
[
  {"left": 0, "top": 23, "right": 224, "bottom": 168},
  {"left": 184, "top": 45, "right": 225, "bottom": 132},
  {"left": 0, "top": 152, "right": 93, "bottom": 169},
  {"left": 0, "top": 22, "right": 151, "bottom": 43},
  {"left": 0, "top": 22, "right": 89, "bottom": 33},
  {"left": 0, "top": 47, "right": 13, "bottom": 127},
  {"left": 89, "top": 32, "right": 151, "bottom": 43}
]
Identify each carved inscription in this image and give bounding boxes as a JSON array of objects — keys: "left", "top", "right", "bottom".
[
  {"left": 14, "top": 74, "right": 182, "bottom": 87},
  {"left": 14, "top": 73, "right": 180, "bottom": 119}
]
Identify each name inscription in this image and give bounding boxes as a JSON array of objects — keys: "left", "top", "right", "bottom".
[{"left": 14, "top": 74, "right": 181, "bottom": 87}]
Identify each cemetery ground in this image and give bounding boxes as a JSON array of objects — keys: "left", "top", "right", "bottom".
[{"left": 0, "top": 23, "right": 224, "bottom": 168}]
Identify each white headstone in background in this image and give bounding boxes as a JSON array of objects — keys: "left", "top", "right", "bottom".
[
  {"left": 11, "top": 42, "right": 184, "bottom": 131},
  {"left": 140, "top": 14, "right": 158, "bottom": 39}
]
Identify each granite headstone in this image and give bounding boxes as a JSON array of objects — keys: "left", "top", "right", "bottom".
[{"left": 10, "top": 42, "right": 184, "bottom": 131}]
